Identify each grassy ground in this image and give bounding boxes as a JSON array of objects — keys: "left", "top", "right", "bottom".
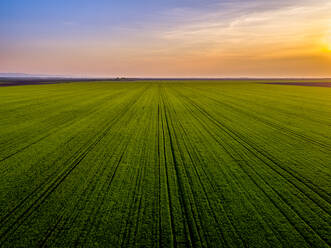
[{"left": 0, "top": 81, "right": 330, "bottom": 247}]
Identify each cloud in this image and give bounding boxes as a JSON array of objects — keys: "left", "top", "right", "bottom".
[
  {"left": 111, "top": 0, "right": 331, "bottom": 76},
  {"left": 62, "top": 21, "right": 78, "bottom": 26},
  {"left": 156, "top": 0, "right": 331, "bottom": 51}
]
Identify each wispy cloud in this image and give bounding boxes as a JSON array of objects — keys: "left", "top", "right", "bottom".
[
  {"left": 62, "top": 21, "right": 78, "bottom": 26},
  {"left": 155, "top": 0, "right": 331, "bottom": 55}
]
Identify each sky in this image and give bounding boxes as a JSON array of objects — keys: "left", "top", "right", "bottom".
[{"left": 0, "top": 0, "right": 330, "bottom": 77}]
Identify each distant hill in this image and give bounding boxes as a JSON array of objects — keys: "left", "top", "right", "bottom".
[{"left": 0, "top": 73, "right": 67, "bottom": 78}]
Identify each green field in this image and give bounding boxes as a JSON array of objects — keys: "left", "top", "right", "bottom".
[{"left": 0, "top": 81, "right": 330, "bottom": 247}]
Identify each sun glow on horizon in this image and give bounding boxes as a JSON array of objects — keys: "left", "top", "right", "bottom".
[
  {"left": 320, "top": 32, "right": 331, "bottom": 52},
  {"left": 327, "top": 34, "right": 331, "bottom": 51}
]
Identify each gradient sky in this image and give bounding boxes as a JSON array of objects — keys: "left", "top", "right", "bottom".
[{"left": 1, "top": 0, "right": 330, "bottom": 77}]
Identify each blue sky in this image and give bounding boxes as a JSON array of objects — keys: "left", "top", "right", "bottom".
[
  {"left": 0, "top": 0, "right": 225, "bottom": 39},
  {"left": 1, "top": 0, "right": 330, "bottom": 77}
]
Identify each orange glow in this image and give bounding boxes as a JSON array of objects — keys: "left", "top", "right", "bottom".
[{"left": 326, "top": 35, "right": 331, "bottom": 51}]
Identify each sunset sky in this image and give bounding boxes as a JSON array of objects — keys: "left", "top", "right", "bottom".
[{"left": 1, "top": 0, "right": 330, "bottom": 77}]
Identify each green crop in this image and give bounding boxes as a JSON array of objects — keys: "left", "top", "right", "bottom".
[{"left": 0, "top": 81, "right": 330, "bottom": 247}]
